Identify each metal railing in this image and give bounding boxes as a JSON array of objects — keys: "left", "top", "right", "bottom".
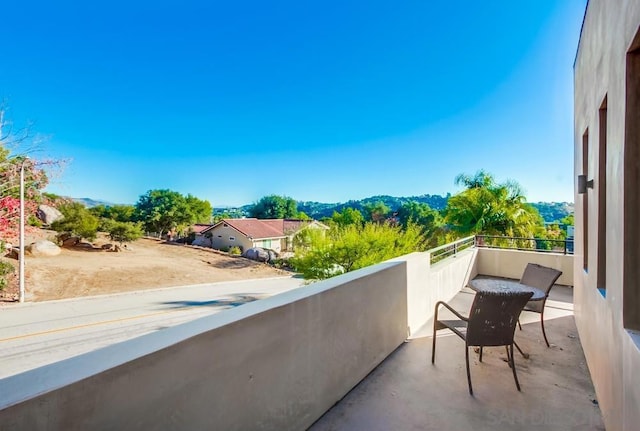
[
  {"left": 427, "top": 234, "right": 575, "bottom": 265},
  {"left": 475, "top": 235, "right": 574, "bottom": 255},
  {"left": 428, "top": 235, "right": 475, "bottom": 264}
]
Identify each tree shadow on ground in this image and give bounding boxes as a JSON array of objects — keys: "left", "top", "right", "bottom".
[
  {"left": 160, "top": 293, "right": 267, "bottom": 309},
  {"left": 205, "top": 258, "right": 266, "bottom": 270}
]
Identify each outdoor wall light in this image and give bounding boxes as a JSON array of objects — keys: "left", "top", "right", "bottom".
[{"left": 578, "top": 174, "right": 594, "bottom": 194}]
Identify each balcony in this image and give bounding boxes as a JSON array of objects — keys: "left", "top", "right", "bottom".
[
  {"left": 0, "top": 239, "right": 603, "bottom": 430},
  {"left": 311, "top": 284, "right": 602, "bottom": 430}
]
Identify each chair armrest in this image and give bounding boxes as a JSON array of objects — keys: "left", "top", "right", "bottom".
[{"left": 434, "top": 300, "right": 468, "bottom": 321}]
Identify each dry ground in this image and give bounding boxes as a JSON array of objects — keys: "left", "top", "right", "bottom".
[{"left": 0, "top": 229, "right": 290, "bottom": 303}]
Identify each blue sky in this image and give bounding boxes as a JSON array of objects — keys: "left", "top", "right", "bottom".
[{"left": 1, "top": 0, "right": 586, "bottom": 207}]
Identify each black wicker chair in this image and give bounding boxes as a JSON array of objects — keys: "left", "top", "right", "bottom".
[
  {"left": 432, "top": 290, "right": 534, "bottom": 395},
  {"left": 517, "top": 263, "right": 563, "bottom": 347}
]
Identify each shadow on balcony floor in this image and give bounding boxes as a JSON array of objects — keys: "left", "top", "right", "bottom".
[{"left": 310, "top": 286, "right": 604, "bottom": 431}]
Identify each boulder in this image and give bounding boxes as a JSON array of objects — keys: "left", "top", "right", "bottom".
[
  {"left": 62, "top": 236, "right": 81, "bottom": 248},
  {"left": 26, "top": 240, "right": 61, "bottom": 257},
  {"left": 192, "top": 236, "right": 212, "bottom": 247},
  {"left": 37, "top": 205, "right": 64, "bottom": 225},
  {"left": 267, "top": 249, "right": 278, "bottom": 262},
  {"left": 73, "top": 241, "right": 94, "bottom": 249},
  {"left": 5, "top": 247, "right": 18, "bottom": 259},
  {"left": 243, "top": 247, "right": 273, "bottom": 263}
]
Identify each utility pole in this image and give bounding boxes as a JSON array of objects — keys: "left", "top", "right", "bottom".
[{"left": 19, "top": 157, "right": 28, "bottom": 302}]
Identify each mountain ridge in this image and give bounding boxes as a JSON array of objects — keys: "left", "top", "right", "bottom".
[
  {"left": 70, "top": 195, "right": 573, "bottom": 224},
  {"left": 215, "top": 195, "right": 575, "bottom": 223}
]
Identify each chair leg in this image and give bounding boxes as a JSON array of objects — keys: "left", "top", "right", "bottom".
[
  {"left": 479, "top": 346, "right": 483, "bottom": 362},
  {"left": 540, "top": 310, "right": 550, "bottom": 347},
  {"left": 432, "top": 323, "right": 437, "bottom": 364},
  {"left": 518, "top": 319, "right": 522, "bottom": 331},
  {"left": 509, "top": 344, "right": 522, "bottom": 391},
  {"left": 465, "top": 346, "right": 473, "bottom": 395},
  {"left": 514, "top": 341, "right": 529, "bottom": 359}
]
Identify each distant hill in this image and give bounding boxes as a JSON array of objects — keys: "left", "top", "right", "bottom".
[
  {"left": 530, "top": 202, "right": 574, "bottom": 223},
  {"left": 214, "top": 195, "right": 573, "bottom": 223},
  {"left": 296, "top": 194, "right": 451, "bottom": 220},
  {"left": 72, "top": 197, "right": 115, "bottom": 208}
]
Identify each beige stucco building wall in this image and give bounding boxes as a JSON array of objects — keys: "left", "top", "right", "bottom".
[
  {"left": 208, "top": 224, "right": 285, "bottom": 253},
  {"left": 209, "top": 224, "right": 256, "bottom": 252},
  {"left": 254, "top": 237, "right": 284, "bottom": 252},
  {"left": 574, "top": 1, "right": 640, "bottom": 429}
]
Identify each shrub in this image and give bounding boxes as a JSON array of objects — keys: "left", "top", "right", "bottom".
[
  {"left": 108, "top": 221, "right": 144, "bottom": 245},
  {"left": 27, "top": 214, "right": 42, "bottom": 227},
  {"left": 0, "top": 260, "right": 15, "bottom": 291},
  {"left": 229, "top": 246, "right": 241, "bottom": 256},
  {"left": 51, "top": 202, "right": 99, "bottom": 241},
  {"left": 271, "top": 257, "right": 292, "bottom": 270}
]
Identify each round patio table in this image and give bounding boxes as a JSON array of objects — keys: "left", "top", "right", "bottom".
[
  {"left": 469, "top": 278, "right": 546, "bottom": 301},
  {"left": 468, "top": 278, "right": 545, "bottom": 359}
]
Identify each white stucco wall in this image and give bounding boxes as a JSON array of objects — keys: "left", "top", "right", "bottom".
[
  {"left": 399, "top": 249, "right": 478, "bottom": 336},
  {"left": 0, "top": 245, "right": 586, "bottom": 429},
  {"left": 0, "top": 262, "right": 409, "bottom": 430},
  {"left": 476, "top": 248, "right": 573, "bottom": 286},
  {"left": 574, "top": 1, "right": 640, "bottom": 429}
]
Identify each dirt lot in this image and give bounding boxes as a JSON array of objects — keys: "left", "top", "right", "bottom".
[{"left": 0, "top": 230, "right": 291, "bottom": 303}]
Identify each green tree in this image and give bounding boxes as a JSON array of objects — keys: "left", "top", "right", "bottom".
[
  {"left": 444, "top": 170, "right": 543, "bottom": 238},
  {"left": 560, "top": 214, "right": 574, "bottom": 226},
  {"left": 134, "top": 189, "right": 212, "bottom": 238},
  {"left": 134, "top": 189, "right": 186, "bottom": 237},
  {"left": 183, "top": 194, "right": 213, "bottom": 224},
  {"left": 296, "top": 211, "right": 311, "bottom": 221},
  {"left": 397, "top": 201, "right": 443, "bottom": 247},
  {"left": 107, "top": 221, "right": 144, "bottom": 245},
  {"left": 250, "top": 195, "right": 298, "bottom": 219},
  {"left": 290, "top": 222, "right": 424, "bottom": 280},
  {"left": 90, "top": 204, "right": 137, "bottom": 232},
  {"left": 363, "top": 201, "right": 390, "bottom": 223},
  {"left": 88, "top": 204, "right": 109, "bottom": 219},
  {"left": 397, "top": 201, "right": 436, "bottom": 227},
  {"left": 331, "top": 207, "right": 364, "bottom": 227},
  {"left": 51, "top": 202, "right": 100, "bottom": 241}
]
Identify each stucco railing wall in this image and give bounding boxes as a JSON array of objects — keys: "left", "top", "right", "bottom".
[
  {"left": 401, "top": 248, "right": 478, "bottom": 336},
  {"left": 0, "top": 262, "right": 408, "bottom": 431},
  {"left": 476, "top": 248, "right": 574, "bottom": 286}
]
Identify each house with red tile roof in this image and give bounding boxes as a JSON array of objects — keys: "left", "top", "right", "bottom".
[
  {"left": 197, "top": 218, "right": 328, "bottom": 253},
  {"left": 191, "top": 224, "right": 214, "bottom": 235}
]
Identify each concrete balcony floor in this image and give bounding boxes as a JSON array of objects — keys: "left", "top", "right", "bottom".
[{"left": 310, "top": 284, "right": 605, "bottom": 431}]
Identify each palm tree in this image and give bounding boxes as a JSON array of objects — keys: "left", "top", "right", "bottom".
[{"left": 445, "top": 171, "right": 543, "bottom": 239}]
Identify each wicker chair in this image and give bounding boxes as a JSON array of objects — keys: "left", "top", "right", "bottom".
[
  {"left": 432, "top": 290, "right": 534, "bottom": 395},
  {"left": 517, "top": 263, "right": 563, "bottom": 347}
]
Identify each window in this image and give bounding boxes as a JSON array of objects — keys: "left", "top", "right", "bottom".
[
  {"left": 597, "top": 97, "right": 607, "bottom": 297},
  {"left": 582, "top": 129, "right": 589, "bottom": 272},
  {"left": 624, "top": 30, "right": 640, "bottom": 331},
  {"left": 229, "top": 236, "right": 235, "bottom": 241}
]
